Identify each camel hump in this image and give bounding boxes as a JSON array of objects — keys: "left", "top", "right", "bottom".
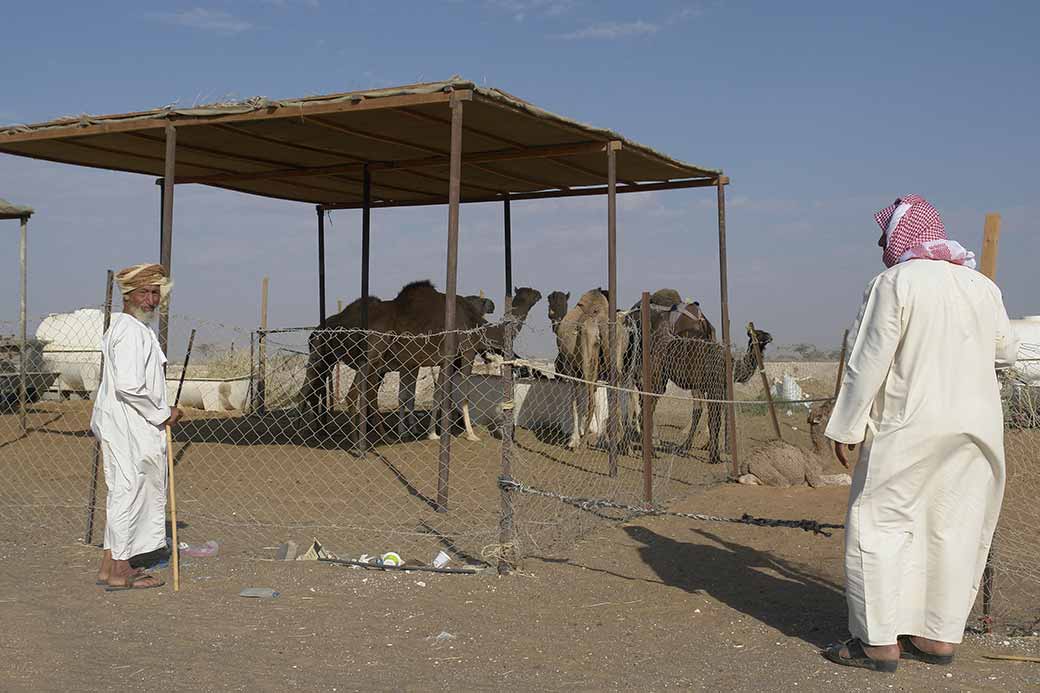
[{"left": 396, "top": 280, "right": 437, "bottom": 301}]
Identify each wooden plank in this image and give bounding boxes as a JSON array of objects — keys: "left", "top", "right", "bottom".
[
  {"left": 980, "top": 213, "right": 1001, "bottom": 280},
  {"left": 0, "top": 90, "right": 467, "bottom": 144}
]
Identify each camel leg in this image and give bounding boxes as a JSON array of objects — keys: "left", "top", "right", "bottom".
[
  {"left": 566, "top": 384, "right": 583, "bottom": 449},
  {"left": 396, "top": 368, "right": 418, "bottom": 440},
  {"left": 461, "top": 398, "right": 480, "bottom": 442},
  {"left": 705, "top": 401, "right": 723, "bottom": 464},
  {"left": 426, "top": 366, "right": 444, "bottom": 441},
  {"left": 678, "top": 403, "right": 703, "bottom": 454}
]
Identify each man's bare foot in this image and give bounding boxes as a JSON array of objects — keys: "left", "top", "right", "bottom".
[
  {"left": 847, "top": 641, "right": 899, "bottom": 661},
  {"left": 905, "top": 636, "right": 955, "bottom": 656},
  {"left": 96, "top": 550, "right": 144, "bottom": 584}
]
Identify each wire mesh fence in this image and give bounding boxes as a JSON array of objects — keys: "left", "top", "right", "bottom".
[{"left": 0, "top": 302, "right": 1037, "bottom": 635}]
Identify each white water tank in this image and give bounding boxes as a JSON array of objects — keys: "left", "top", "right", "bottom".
[
  {"left": 35, "top": 308, "right": 105, "bottom": 395},
  {"left": 1011, "top": 316, "right": 1040, "bottom": 386}
]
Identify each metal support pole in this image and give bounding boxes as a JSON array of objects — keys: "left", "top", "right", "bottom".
[
  {"left": 317, "top": 206, "right": 327, "bottom": 328},
  {"left": 606, "top": 141, "right": 620, "bottom": 478},
  {"left": 498, "top": 294, "right": 516, "bottom": 574},
  {"left": 18, "top": 216, "right": 27, "bottom": 434},
  {"left": 84, "top": 270, "right": 114, "bottom": 544},
  {"left": 640, "top": 291, "right": 654, "bottom": 502},
  {"left": 159, "top": 124, "right": 176, "bottom": 355},
  {"left": 257, "top": 277, "right": 269, "bottom": 415},
  {"left": 437, "top": 94, "right": 464, "bottom": 512},
  {"left": 359, "top": 169, "right": 371, "bottom": 455},
  {"left": 503, "top": 193, "right": 513, "bottom": 297},
  {"left": 717, "top": 177, "right": 740, "bottom": 477}
]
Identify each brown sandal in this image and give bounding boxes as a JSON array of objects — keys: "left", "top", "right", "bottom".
[{"left": 822, "top": 638, "right": 899, "bottom": 673}]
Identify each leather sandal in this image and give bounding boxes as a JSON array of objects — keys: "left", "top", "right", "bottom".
[{"left": 822, "top": 638, "right": 899, "bottom": 673}]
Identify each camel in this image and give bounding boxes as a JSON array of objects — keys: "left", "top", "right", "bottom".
[
  {"left": 397, "top": 286, "right": 542, "bottom": 441},
  {"left": 648, "top": 325, "right": 773, "bottom": 464},
  {"left": 301, "top": 281, "right": 541, "bottom": 445}
]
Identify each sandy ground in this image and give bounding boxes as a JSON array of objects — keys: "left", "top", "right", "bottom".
[{"left": 1, "top": 483, "right": 1038, "bottom": 692}]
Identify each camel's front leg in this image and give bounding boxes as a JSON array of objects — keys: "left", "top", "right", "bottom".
[
  {"left": 705, "top": 401, "right": 723, "bottom": 464},
  {"left": 566, "top": 384, "right": 583, "bottom": 449},
  {"left": 461, "top": 398, "right": 480, "bottom": 442},
  {"left": 458, "top": 361, "right": 480, "bottom": 442},
  {"left": 396, "top": 368, "right": 419, "bottom": 440},
  {"left": 678, "top": 401, "right": 703, "bottom": 454}
]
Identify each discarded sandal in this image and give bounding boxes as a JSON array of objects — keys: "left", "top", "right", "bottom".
[
  {"left": 104, "top": 573, "right": 165, "bottom": 591},
  {"left": 822, "top": 638, "right": 898, "bottom": 673},
  {"left": 898, "top": 635, "right": 955, "bottom": 665}
]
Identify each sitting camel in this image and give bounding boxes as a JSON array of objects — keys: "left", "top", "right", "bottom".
[{"left": 649, "top": 325, "right": 773, "bottom": 463}]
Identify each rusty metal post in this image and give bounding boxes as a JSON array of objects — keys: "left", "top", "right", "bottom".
[
  {"left": 606, "top": 141, "right": 620, "bottom": 478},
  {"left": 498, "top": 294, "right": 516, "bottom": 573},
  {"left": 503, "top": 193, "right": 512, "bottom": 297},
  {"left": 257, "top": 277, "right": 269, "bottom": 415},
  {"left": 85, "top": 269, "right": 114, "bottom": 544},
  {"left": 749, "top": 321, "right": 782, "bottom": 441},
  {"left": 640, "top": 292, "right": 654, "bottom": 502},
  {"left": 716, "top": 176, "right": 740, "bottom": 477},
  {"left": 358, "top": 169, "right": 372, "bottom": 455},
  {"left": 17, "top": 215, "right": 27, "bottom": 434},
  {"left": 437, "top": 93, "right": 464, "bottom": 512},
  {"left": 159, "top": 124, "right": 176, "bottom": 355},
  {"left": 316, "top": 207, "right": 330, "bottom": 426}
]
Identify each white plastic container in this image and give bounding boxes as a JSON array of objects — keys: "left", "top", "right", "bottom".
[
  {"left": 35, "top": 308, "right": 104, "bottom": 395},
  {"left": 1011, "top": 316, "right": 1040, "bottom": 386}
]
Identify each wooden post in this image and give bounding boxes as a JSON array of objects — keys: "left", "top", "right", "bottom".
[
  {"left": 159, "top": 124, "right": 176, "bottom": 355},
  {"left": 640, "top": 292, "right": 654, "bottom": 502},
  {"left": 498, "top": 294, "right": 516, "bottom": 574},
  {"left": 606, "top": 141, "right": 620, "bottom": 478},
  {"left": 716, "top": 177, "right": 740, "bottom": 477},
  {"left": 980, "top": 213, "right": 1001, "bottom": 281},
  {"left": 84, "top": 270, "right": 114, "bottom": 544},
  {"left": 17, "top": 215, "right": 27, "bottom": 434},
  {"left": 257, "top": 276, "right": 269, "bottom": 414},
  {"left": 979, "top": 212, "right": 1001, "bottom": 630},
  {"left": 437, "top": 93, "right": 464, "bottom": 512},
  {"left": 749, "top": 321, "right": 782, "bottom": 441}
]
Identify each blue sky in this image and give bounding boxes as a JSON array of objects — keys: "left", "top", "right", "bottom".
[{"left": 1, "top": 1, "right": 1038, "bottom": 355}]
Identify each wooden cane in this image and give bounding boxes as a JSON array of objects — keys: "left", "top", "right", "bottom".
[{"left": 168, "top": 328, "right": 196, "bottom": 592}]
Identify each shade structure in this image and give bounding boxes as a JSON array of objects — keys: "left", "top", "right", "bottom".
[
  {"left": 0, "top": 197, "right": 33, "bottom": 220},
  {"left": 0, "top": 77, "right": 720, "bottom": 208}
]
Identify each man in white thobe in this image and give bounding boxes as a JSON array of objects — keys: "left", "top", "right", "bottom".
[
  {"left": 822, "top": 195, "right": 1018, "bottom": 672},
  {"left": 91, "top": 263, "right": 181, "bottom": 590}
]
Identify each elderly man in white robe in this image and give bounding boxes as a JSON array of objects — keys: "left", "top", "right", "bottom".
[
  {"left": 822, "top": 195, "right": 1018, "bottom": 672},
  {"left": 91, "top": 263, "right": 182, "bottom": 591}
]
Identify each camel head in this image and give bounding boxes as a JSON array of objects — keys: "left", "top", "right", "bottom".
[
  {"left": 576, "top": 288, "right": 609, "bottom": 319},
  {"left": 547, "top": 291, "right": 570, "bottom": 325},
  {"left": 462, "top": 293, "right": 495, "bottom": 317},
  {"left": 746, "top": 327, "right": 773, "bottom": 351},
  {"left": 511, "top": 287, "right": 543, "bottom": 320}
]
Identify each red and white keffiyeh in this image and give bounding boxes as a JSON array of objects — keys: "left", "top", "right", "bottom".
[{"left": 874, "top": 194, "right": 976, "bottom": 270}]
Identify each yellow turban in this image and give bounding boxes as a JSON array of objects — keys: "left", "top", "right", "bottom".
[{"left": 115, "top": 263, "right": 173, "bottom": 303}]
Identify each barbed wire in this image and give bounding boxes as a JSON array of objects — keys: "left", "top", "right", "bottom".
[{"left": 497, "top": 476, "right": 845, "bottom": 536}]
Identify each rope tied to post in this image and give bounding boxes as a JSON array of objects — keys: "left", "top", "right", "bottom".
[{"left": 497, "top": 476, "right": 845, "bottom": 537}]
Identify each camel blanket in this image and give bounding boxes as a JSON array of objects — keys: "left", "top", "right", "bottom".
[
  {"left": 89, "top": 314, "right": 170, "bottom": 561},
  {"left": 826, "top": 259, "right": 1018, "bottom": 645}
]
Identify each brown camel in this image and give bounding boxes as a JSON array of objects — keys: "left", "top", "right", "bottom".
[
  {"left": 301, "top": 281, "right": 491, "bottom": 442},
  {"left": 302, "top": 281, "right": 542, "bottom": 444},
  {"left": 398, "top": 286, "right": 542, "bottom": 441},
  {"left": 648, "top": 326, "right": 773, "bottom": 464}
]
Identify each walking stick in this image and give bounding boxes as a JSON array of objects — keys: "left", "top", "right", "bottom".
[{"left": 168, "top": 328, "right": 196, "bottom": 592}]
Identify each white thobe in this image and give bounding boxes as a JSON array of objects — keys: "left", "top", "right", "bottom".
[
  {"left": 826, "top": 260, "right": 1018, "bottom": 645},
  {"left": 89, "top": 313, "right": 170, "bottom": 561}
]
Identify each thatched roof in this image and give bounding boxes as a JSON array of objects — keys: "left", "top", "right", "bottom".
[{"left": 0, "top": 77, "right": 722, "bottom": 209}]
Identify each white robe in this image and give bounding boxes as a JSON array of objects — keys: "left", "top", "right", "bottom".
[
  {"left": 826, "top": 260, "right": 1018, "bottom": 645},
  {"left": 89, "top": 313, "right": 170, "bottom": 561}
]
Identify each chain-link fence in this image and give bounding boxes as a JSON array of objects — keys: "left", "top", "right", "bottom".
[{"left": 0, "top": 303, "right": 1037, "bottom": 635}]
